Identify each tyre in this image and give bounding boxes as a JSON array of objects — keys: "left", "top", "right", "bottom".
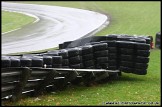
[
  {"left": 120, "top": 61, "right": 134, "bottom": 68},
  {"left": 90, "top": 36, "right": 107, "bottom": 42},
  {"left": 136, "top": 50, "right": 150, "bottom": 57},
  {"left": 96, "top": 57, "right": 108, "bottom": 63},
  {"left": 129, "top": 38, "right": 146, "bottom": 43},
  {"left": 108, "top": 60, "right": 117, "bottom": 66},
  {"left": 59, "top": 43, "right": 63, "bottom": 49},
  {"left": 69, "top": 56, "right": 82, "bottom": 64},
  {"left": 135, "top": 56, "right": 149, "bottom": 63},
  {"left": 86, "top": 66, "right": 95, "bottom": 69},
  {"left": 52, "top": 56, "right": 62, "bottom": 64},
  {"left": 43, "top": 56, "right": 52, "bottom": 65},
  {"left": 31, "top": 58, "right": 43, "bottom": 67},
  {"left": 108, "top": 53, "right": 117, "bottom": 60},
  {"left": 2, "top": 57, "right": 11, "bottom": 68},
  {"left": 121, "top": 55, "right": 134, "bottom": 61},
  {"left": 84, "top": 60, "right": 95, "bottom": 67},
  {"left": 106, "top": 34, "right": 118, "bottom": 40},
  {"left": 68, "top": 48, "right": 82, "bottom": 57},
  {"left": 62, "top": 66, "right": 69, "bottom": 68},
  {"left": 93, "top": 43, "right": 108, "bottom": 51},
  {"left": 94, "top": 50, "right": 108, "bottom": 57},
  {"left": 20, "top": 58, "right": 32, "bottom": 67},
  {"left": 119, "top": 66, "right": 133, "bottom": 73},
  {"left": 70, "top": 63, "right": 84, "bottom": 69},
  {"left": 52, "top": 64, "right": 62, "bottom": 68},
  {"left": 62, "top": 59, "right": 69, "bottom": 66},
  {"left": 102, "top": 40, "right": 116, "bottom": 47},
  {"left": 133, "top": 68, "right": 147, "bottom": 75},
  {"left": 135, "top": 43, "right": 150, "bottom": 50},
  {"left": 120, "top": 48, "right": 134, "bottom": 55},
  {"left": 107, "top": 66, "right": 118, "bottom": 70},
  {"left": 96, "top": 63, "right": 108, "bottom": 69},
  {"left": 82, "top": 45, "right": 93, "bottom": 55},
  {"left": 58, "top": 49, "right": 69, "bottom": 58},
  {"left": 135, "top": 63, "right": 148, "bottom": 69},
  {"left": 117, "top": 41, "right": 134, "bottom": 48},
  {"left": 10, "top": 58, "right": 20, "bottom": 67},
  {"left": 107, "top": 47, "right": 117, "bottom": 53},
  {"left": 82, "top": 54, "right": 94, "bottom": 61}
]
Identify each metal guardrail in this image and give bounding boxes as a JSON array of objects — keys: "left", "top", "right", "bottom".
[{"left": 1, "top": 67, "right": 120, "bottom": 102}]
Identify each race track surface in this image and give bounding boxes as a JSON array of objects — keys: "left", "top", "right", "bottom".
[{"left": 2, "top": 2, "right": 108, "bottom": 55}]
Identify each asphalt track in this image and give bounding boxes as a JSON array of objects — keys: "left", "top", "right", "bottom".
[{"left": 2, "top": 2, "right": 109, "bottom": 55}]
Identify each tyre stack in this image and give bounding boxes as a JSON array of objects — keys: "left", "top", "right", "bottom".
[
  {"left": 2, "top": 56, "right": 11, "bottom": 68},
  {"left": 93, "top": 43, "right": 108, "bottom": 69},
  {"left": 133, "top": 43, "right": 150, "bottom": 75},
  {"left": 59, "top": 49, "right": 69, "bottom": 68},
  {"left": 106, "top": 40, "right": 118, "bottom": 70},
  {"left": 68, "top": 47, "right": 84, "bottom": 69},
  {"left": 81, "top": 45, "right": 95, "bottom": 69},
  {"left": 118, "top": 41, "right": 135, "bottom": 73}
]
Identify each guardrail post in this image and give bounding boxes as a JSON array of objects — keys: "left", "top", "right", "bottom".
[
  {"left": 33, "top": 69, "right": 58, "bottom": 96},
  {"left": 11, "top": 67, "right": 31, "bottom": 102}
]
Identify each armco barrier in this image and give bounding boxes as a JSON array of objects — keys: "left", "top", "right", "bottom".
[{"left": 1, "top": 67, "right": 120, "bottom": 101}]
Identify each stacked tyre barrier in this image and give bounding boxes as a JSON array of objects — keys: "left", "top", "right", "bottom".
[{"left": 1, "top": 34, "right": 151, "bottom": 101}]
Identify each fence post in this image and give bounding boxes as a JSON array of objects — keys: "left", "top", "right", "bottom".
[{"left": 11, "top": 67, "right": 31, "bottom": 102}]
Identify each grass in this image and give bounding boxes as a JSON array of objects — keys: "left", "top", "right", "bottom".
[
  {"left": 2, "top": 1, "right": 161, "bottom": 106},
  {"left": 2, "top": 11, "right": 35, "bottom": 33}
]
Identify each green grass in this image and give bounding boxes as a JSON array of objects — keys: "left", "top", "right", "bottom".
[
  {"left": 2, "top": 1, "right": 161, "bottom": 106},
  {"left": 2, "top": 11, "right": 35, "bottom": 33}
]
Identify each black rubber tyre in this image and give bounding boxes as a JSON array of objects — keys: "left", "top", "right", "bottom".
[
  {"left": 94, "top": 50, "right": 108, "bottom": 57},
  {"left": 62, "top": 59, "right": 69, "bottom": 66},
  {"left": 84, "top": 60, "right": 95, "bottom": 67},
  {"left": 93, "top": 43, "right": 108, "bottom": 51},
  {"left": 31, "top": 58, "right": 43, "bottom": 67},
  {"left": 120, "top": 61, "right": 134, "bottom": 68},
  {"left": 133, "top": 68, "right": 147, "bottom": 75},
  {"left": 107, "top": 66, "right": 118, "bottom": 70},
  {"left": 135, "top": 56, "right": 149, "bottom": 63},
  {"left": 43, "top": 56, "right": 52, "bottom": 65},
  {"left": 108, "top": 53, "right": 117, "bottom": 60},
  {"left": 96, "top": 57, "right": 108, "bottom": 63},
  {"left": 106, "top": 34, "right": 118, "bottom": 40},
  {"left": 82, "top": 54, "right": 94, "bottom": 61},
  {"left": 70, "top": 63, "right": 84, "bottom": 69},
  {"left": 20, "top": 58, "right": 32, "bottom": 67},
  {"left": 129, "top": 38, "right": 146, "bottom": 43},
  {"left": 52, "top": 64, "right": 62, "bottom": 68},
  {"left": 108, "top": 60, "right": 117, "bottom": 66},
  {"left": 96, "top": 63, "right": 108, "bottom": 69},
  {"left": 121, "top": 55, "right": 134, "bottom": 61},
  {"left": 119, "top": 66, "right": 133, "bottom": 73},
  {"left": 58, "top": 49, "right": 69, "bottom": 58},
  {"left": 69, "top": 56, "right": 82, "bottom": 64},
  {"left": 107, "top": 47, "right": 117, "bottom": 53},
  {"left": 2, "top": 57, "right": 11, "bottom": 68},
  {"left": 135, "top": 63, "right": 148, "bottom": 69},
  {"left": 120, "top": 48, "right": 134, "bottom": 55},
  {"left": 117, "top": 41, "right": 134, "bottom": 49},
  {"left": 135, "top": 43, "right": 150, "bottom": 50},
  {"left": 10, "top": 58, "right": 20, "bottom": 67},
  {"left": 82, "top": 45, "right": 93, "bottom": 55},
  {"left": 52, "top": 56, "right": 62, "bottom": 64},
  {"left": 62, "top": 66, "right": 69, "bottom": 68},
  {"left": 59, "top": 43, "right": 63, "bottom": 49},
  {"left": 101, "top": 40, "right": 116, "bottom": 47},
  {"left": 68, "top": 48, "right": 82, "bottom": 57},
  {"left": 136, "top": 50, "right": 150, "bottom": 57},
  {"left": 86, "top": 66, "right": 95, "bottom": 69},
  {"left": 90, "top": 36, "right": 107, "bottom": 42}
]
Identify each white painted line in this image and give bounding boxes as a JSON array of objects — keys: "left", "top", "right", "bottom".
[{"left": 2, "top": 9, "right": 40, "bottom": 35}]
